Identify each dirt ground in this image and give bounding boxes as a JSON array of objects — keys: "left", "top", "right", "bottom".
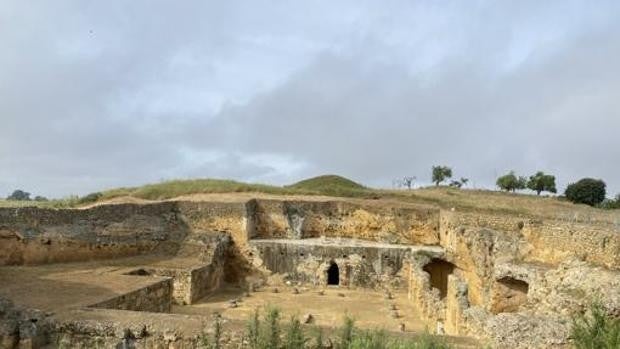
[
  {"left": 0, "top": 255, "right": 175, "bottom": 311},
  {"left": 176, "top": 285, "right": 424, "bottom": 332},
  {"left": 0, "top": 257, "right": 479, "bottom": 347},
  {"left": 0, "top": 258, "right": 423, "bottom": 332},
  {"left": 175, "top": 286, "right": 479, "bottom": 347}
]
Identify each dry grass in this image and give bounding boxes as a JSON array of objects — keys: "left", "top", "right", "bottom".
[
  {"left": 382, "top": 187, "right": 620, "bottom": 225},
  {"left": 2, "top": 177, "right": 618, "bottom": 227},
  {"left": 0, "top": 197, "right": 81, "bottom": 209}
]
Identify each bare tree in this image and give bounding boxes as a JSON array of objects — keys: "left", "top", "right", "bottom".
[
  {"left": 392, "top": 178, "right": 403, "bottom": 189},
  {"left": 402, "top": 176, "right": 416, "bottom": 190}
]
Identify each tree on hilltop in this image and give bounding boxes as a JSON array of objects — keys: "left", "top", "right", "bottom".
[
  {"left": 565, "top": 178, "right": 606, "bottom": 206},
  {"left": 449, "top": 177, "right": 469, "bottom": 188},
  {"left": 401, "top": 176, "right": 416, "bottom": 190},
  {"left": 527, "top": 171, "right": 557, "bottom": 195},
  {"left": 7, "top": 189, "right": 31, "bottom": 201},
  {"left": 432, "top": 166, "right": 452, "bottom": 186},
  {"left": 496, "top": 171, "right": 527, "bottom": 192}
]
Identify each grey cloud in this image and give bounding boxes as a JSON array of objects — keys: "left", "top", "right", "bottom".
[
  {"left": 1, "top": 1, "right": 619, "bottom": 197},
  {"left": 200, "top": 18, "right": 620, "bottom": 192}
]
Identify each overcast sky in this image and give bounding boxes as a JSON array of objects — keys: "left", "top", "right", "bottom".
[{"left": 1, "top": 1, "right": 619, "bottom": 198}]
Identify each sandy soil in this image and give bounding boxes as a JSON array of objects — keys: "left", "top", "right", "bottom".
[
  {"left": 0, "top": 255, "right": 176, "bottom": 311},
  {"left": 176, "top": 285, "right": 425, "bottom": 332},
  {"left": 0, "top": 256, "right": 478, "bottom": 347}
]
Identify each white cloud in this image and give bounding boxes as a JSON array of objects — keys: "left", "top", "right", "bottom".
[{"left": 1, "top": 0, "right": 619, "bottom": 197}]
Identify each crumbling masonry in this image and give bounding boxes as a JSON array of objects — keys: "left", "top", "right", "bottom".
[{"left": 1, "top": 198, "right": 619, "bottom": 348}]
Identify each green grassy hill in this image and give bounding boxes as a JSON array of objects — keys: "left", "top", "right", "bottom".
[
  {"left": 286, "top": 175, "right": 369, "bottom": 197},
  {"left": 1, "top": 175, "right": 617, "bottom": 227},
  {"left": 103, "top": 175, "right": 371, "bottom": 201}
]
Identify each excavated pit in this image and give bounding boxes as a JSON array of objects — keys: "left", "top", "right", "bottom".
[{"left": 1, "top": 197, "right": 619, "bottom": 349}]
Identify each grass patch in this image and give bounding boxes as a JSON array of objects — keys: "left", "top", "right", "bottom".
[
  {"left": 4, "top": 175, "right": 618, "bottom": 226},
  {"left": 95, "top": 175, "right": 375, "bottom": 202},
  {"left": 289, "top": 175, "right": 365, "bottom": 191},
  {"left": 0, "top": 175, "right": 374, "bottom": 208},
  {"left": 0, "top": 196, "right": 81, "bottom": 209},
  {"left": 102, "top": 179, "right": 294, "bottom": 201},
  {"left": 213, "top": 307, "right": 454, "bottom": 349},
  {"left": 571, "top": 301, "right": 620, "bottom": 349}
]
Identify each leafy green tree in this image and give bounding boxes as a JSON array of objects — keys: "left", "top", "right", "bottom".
[
  {"left": 432, "top": 166, "right": 453, "bottom": 186},
  {"left": 7, "top": 189, "right": 31, "bottom": 201},
  {"left": 496, "top": 171, "right": 527, "bottom": 192},
  {"left": 34, "top": 196, "right": 48, "bottom": 202},
  {"left": 527, "top": 171, "right": 557, "bottom": 195},
  {"left": 565, "top": 178, "right": 606, "bottom": 206}
]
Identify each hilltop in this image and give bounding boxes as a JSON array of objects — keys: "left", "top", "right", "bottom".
[{"left": 1, "top": 175, "right": 618, "bottom": 226}]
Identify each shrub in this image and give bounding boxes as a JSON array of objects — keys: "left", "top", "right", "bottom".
[
  {"left": 247, "top": 308, "right": 261, "bottom": 349},
  {"left": 571, "top": 302, "right": 620, "bottom": 349},
  {"left": 241, "top": 308, "right": 453, "bottom": 349},
  {"left": 565, "top": 178, "right": 606, "bottom": 206},
  {"left": 348, "top": 330, "right": 387, "bottom": 349},
  {"left": 600, "top": 195, "right": 620, "bottom": 209},
  {"left": 285, "top": 315, "right": 306, "bottom": 349},
  {"left": 312, "top": 327, "right": 324, "bottom": 349},
  {"left": 200, "top": 316, "right": 223, "bottom": 349},
  {"left": 262, "top": 306, "right": 281, "bottom": 349},
  {"left": 338, "top": 315, "right": 356, "bottom": 349},
  {"left": 78, "top": 192, "right": 103, "bottom": 204}
]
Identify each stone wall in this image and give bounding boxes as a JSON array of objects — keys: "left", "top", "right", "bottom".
[
  {"left": 413, "top": 207, "right": 620, "bottom": 348},
  {"left": 251, "top": 238, "right": 424, "bottom": 289},
  {"left": 0, "top": 297, "right": 52, "bottom": 349},
  {"left": 520, "top": 220, "right": 620, "bottom": 269},
  {"left": 447, "top": 210, "right": 620, "bottom": 270},
  {"left": 249, "top": 200, "right": 440, "bottom": 245},
  {"left": 0, "top": 297, "right": 218, "bottom": 349},
  {"left": 89, "top": 279, "right": 173, "bottom": 313},
  {"left": 0, "top": 203, "right": 187, "bottom": 266},
  {"left": 125, "top": 232, "right": 232, "bottom": 305},
  {"left": 176, "top": 201, "right": 249, "bottom": 244},
  {"left": 183, "top": 232, "right": 232, "bottom": 303}
]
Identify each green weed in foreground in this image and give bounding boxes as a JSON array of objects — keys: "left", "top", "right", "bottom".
[
  {"left": 203, "top": 307, "right": 453, "bottom": 349},
  {"left": 571, "top": 302, "right": 620, "bottom": 349}
]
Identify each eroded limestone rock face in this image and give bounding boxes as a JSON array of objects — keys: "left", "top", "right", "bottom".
[
  {"left": 249, "top": 200, "right": 440, "bottom": 245},
  {"left": 0, "top": 297, "right": 52, "bottom": 348},
  {"left": 408, "top": 208, "right": 620, "bottom": 348},
  {"left": 250, "top": 238, "right": 419, "bottom": 289},
  {"left": 0, "top": 197, "right": 618, "bottom": 348},
  {"left": 481, "top": 312, "right": 571, "bottom": 349}
]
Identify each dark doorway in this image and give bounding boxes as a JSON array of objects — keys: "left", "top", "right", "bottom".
[
  {"left": 327, "top": 262, "right": 339, "bottom": 285},
  {"left": 422, "top": 259, "right": 456, "bottom": 298}
]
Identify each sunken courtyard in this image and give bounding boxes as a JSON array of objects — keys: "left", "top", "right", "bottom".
[{"left": 1, "top": 197, "right": 620, "bottom": 348}]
